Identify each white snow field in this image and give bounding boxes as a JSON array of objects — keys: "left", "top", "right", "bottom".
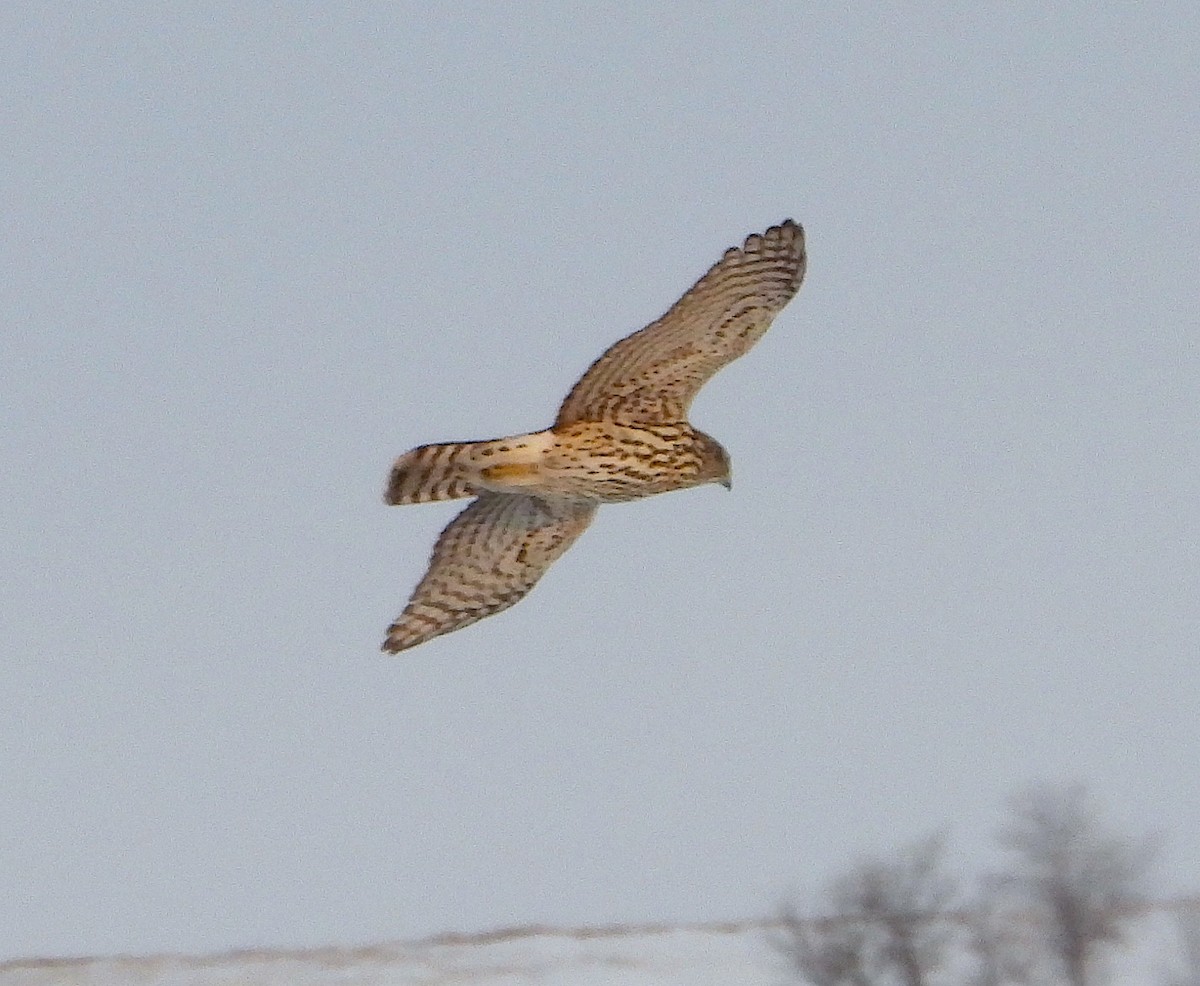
[{"left": 3, "top": 903, "right": 1197, "bottom": 986}]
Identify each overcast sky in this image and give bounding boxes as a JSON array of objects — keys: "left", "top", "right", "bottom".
[{"left": 3, "top": 3, "right": 1197, "bottom": 962}]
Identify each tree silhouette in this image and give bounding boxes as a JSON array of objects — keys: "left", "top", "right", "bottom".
[
  {"left": 996, "top": 783, "right": 1158, "bottom": 986},
  {"left": 776, "top": 834, "right": 956, "bottom": 986}
]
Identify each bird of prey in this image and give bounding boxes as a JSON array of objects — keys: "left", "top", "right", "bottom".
[{"left": 382, "top": 219, "right": 806, "bottom": 653}]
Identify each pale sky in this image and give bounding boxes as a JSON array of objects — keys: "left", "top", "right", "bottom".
[{"left": 2, "top": 3, "right": 1197, "bottom": 962}]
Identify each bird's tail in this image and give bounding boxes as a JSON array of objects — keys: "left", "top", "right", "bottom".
[
  {"left": 385, "top": 431, "right": 554, "bottom": 505},
  {"left": 384, "top": 442, "right": 482, "bottom": 505}
]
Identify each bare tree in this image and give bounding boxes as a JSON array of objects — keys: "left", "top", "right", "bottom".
[
  {"left": 964, "top": 875, "right": 1037, "bottom": 986},
  {"left": 776, "top": 903, "right": 874, "bottom": 986},
  {"left": 996, "top": 783, "right": 1158, "bottom": 986},
  {"left": 776, "top": 833, "right": 957, "bottom": 986}
]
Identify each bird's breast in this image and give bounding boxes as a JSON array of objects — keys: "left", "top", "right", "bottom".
[{"left": 538, "top": 421, "right": 709, "bottom": 502}]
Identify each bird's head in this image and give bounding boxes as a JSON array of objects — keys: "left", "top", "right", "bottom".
[{"left": 694, "top": 431, "right": 733, "bottom": 491}]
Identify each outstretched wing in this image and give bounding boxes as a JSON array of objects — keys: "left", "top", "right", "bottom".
[
  {"left": 556, "top": 220, "right": 806, "bottom": 426},
  {"left": 382, "top": 493, "right": 596, "bottom": 654}
]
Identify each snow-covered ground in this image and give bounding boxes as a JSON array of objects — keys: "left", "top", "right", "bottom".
[{"left": 4, "top": 902, "right": 1198, "bottom": 986}]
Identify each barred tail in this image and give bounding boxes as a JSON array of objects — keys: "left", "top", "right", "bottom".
[{"left": 384, "top": 442, "right": 480, "bottom": 506}]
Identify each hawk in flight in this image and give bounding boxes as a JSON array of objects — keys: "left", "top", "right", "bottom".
[{"left": 382, "top": 219, "right": 806, "bottom": 653}]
